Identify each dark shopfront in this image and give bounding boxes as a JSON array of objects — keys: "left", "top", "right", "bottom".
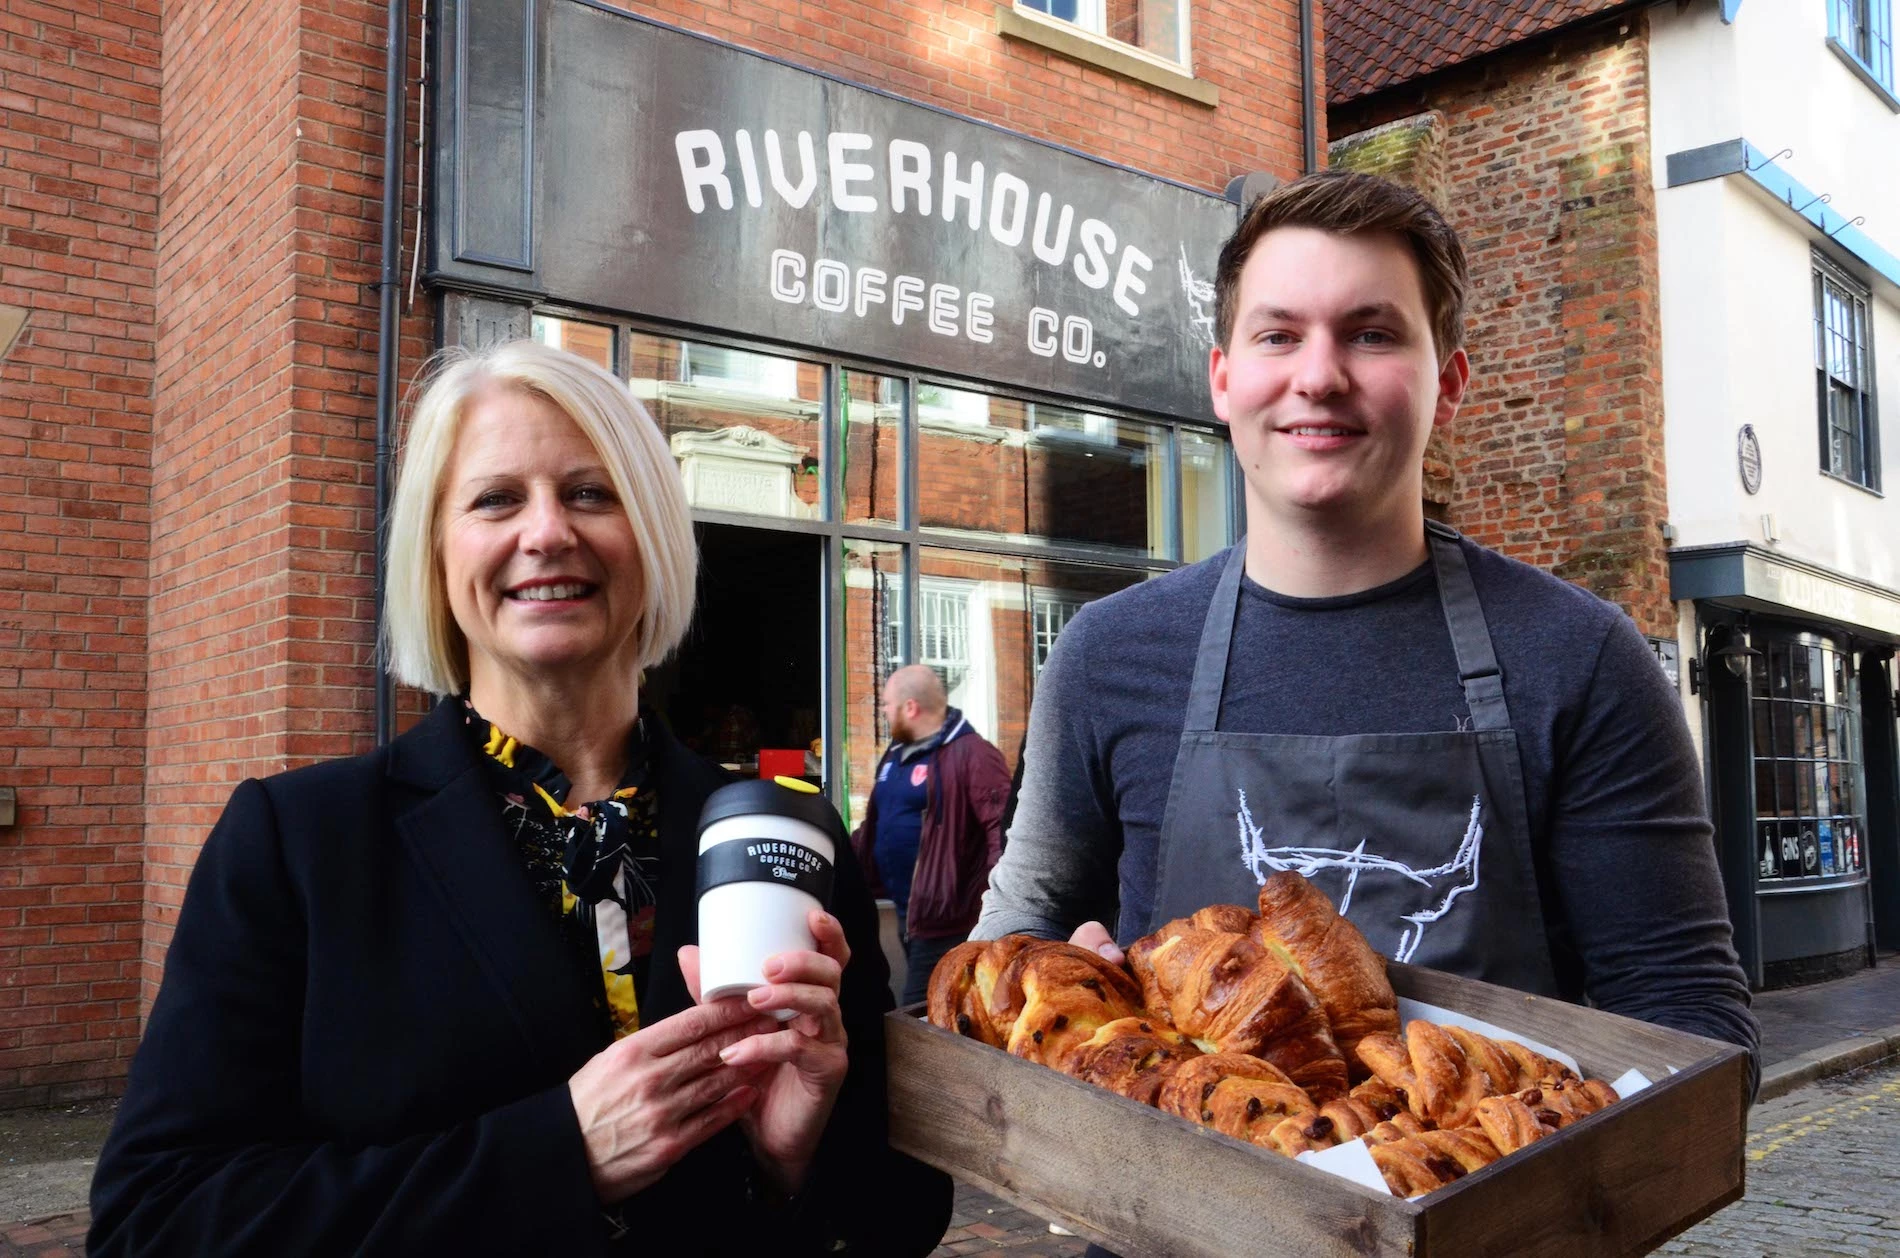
[
  {"left": 1675, "top": 544, "right": 1900, "bottom": 990},
  {"left": 423, "top": 0, "right": 1241, "bottom": 829}
]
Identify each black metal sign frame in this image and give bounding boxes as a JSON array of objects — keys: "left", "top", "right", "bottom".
[{"left": 429, "top": 0, "right": 1237, "bottom": 419}]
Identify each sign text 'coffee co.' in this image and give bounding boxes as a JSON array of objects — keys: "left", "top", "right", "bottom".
[{"left": 431, "top": 0, "right": 1238, "bottom": 418}]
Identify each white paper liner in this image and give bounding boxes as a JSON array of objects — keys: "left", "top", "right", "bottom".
[
  {"left": 1297, "top": 1137, "right": 1390, "bottom": 1194},
  {"left": 1610, "top": 1067, "right": 1654, "bottom": 1097},
  {"left": 1292, "top": 998, "right": 1641, "bottom": 1195}
]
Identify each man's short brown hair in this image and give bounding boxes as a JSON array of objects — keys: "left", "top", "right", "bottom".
[{"left": 1215, "top": 171, "right": 1469, "bottom": 361}]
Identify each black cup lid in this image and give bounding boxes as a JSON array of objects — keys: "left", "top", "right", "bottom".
[{"left": 696, "top": 778, "right": 848, "bottom": 849}]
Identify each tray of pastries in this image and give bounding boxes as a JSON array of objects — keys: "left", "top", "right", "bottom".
[{"left": 886, "top": 872, "right": 1748, "bottom": 1258}]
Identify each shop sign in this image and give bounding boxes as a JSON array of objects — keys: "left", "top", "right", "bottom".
[
  {"left": 1742, "top": 552, "right": 1900, "bottom": 638},
  {"left": 433, "top": 0, "right": 1238, "bottom": 418}
]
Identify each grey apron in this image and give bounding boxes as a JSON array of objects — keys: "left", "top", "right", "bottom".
[{"left": 1145, "top": 521, "right": 1561, "bottom": 998}]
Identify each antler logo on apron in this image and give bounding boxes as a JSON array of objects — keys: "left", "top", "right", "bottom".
[{"left": 1235, "top": 789, "right": 1486, "bottom": 964}]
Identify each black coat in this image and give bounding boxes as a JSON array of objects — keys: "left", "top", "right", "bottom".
[{"left": 89, "top": 698, "right": 950, "bottom": 1256}]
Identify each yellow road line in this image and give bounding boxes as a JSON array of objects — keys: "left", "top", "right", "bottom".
[{"left": 1746, "top": 1080, "right": 1900, "bottom": 1163}]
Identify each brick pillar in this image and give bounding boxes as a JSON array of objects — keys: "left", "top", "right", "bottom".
[
  {"left": 144, "top": 0, "right": 425, "bottom": 1004},
  {"left": 0, "top": 0, "right": 160, "bottom": 1108}
]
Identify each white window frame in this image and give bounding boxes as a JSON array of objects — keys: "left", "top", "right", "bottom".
[
  {"left": 1015, "top": 0, "right": 1190, "bottom": 69},
  {"left": 1813, "top": 253, "right": 1882, "bottom": 492}
]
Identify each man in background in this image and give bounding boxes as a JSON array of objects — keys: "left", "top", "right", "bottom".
[{"left": 852, "top": 664, "right": 1011, "bottom": 1006}]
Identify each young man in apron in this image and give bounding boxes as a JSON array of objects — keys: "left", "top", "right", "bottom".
[{"left": 976, "top": 175, "right": 1758, "bottom": 1133}]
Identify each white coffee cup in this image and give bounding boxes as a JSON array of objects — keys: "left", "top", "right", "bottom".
[{"left": 696, "top": 777, "right": 842, "bottom": 1014}]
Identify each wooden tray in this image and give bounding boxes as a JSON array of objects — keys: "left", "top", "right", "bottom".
[{"left": 886, "top": 961, "right": 1749, "bottom": 1257}]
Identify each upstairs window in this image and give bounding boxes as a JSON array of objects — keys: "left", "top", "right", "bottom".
[
  {"left": 1830, "top": 0, "right": 1896, "bottom": 98},
  {"left": 1018, "top": 0, "right": 1190, "bottom": 68},
  {"left": 1813, "top": 254, "right": 1882, "bottom": 491}
]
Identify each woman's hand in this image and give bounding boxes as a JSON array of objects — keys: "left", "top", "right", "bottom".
[
  {"left": 1069, "top": 920, "right": 1123, "bottom": 964},
  {"left": 567, "top": 997, "right": 780, "bottom": 1203},
  {"left": 678, "top": 909, "right": 851, "bottom": 1196}
]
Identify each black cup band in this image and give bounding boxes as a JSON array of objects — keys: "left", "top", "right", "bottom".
[{"left": 696, "top": 836, "right": 834, "bottom": 907}]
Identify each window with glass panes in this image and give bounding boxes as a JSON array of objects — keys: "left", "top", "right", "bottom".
[
  {"left": 1018, "top": 0, "right": 1190, "bottom": 67},
  {"left": 1814, "top": 254, "right": 1881, "bottom": 491},
  {"left": 529, "top": 314, "right": 1234, "bottom": 833},
  {"left": 1751, "top": 634, "right": 1867, "bottom": 882},
  {"left": 1832, "top": 0, "right": 1895, "bottom": 92}
]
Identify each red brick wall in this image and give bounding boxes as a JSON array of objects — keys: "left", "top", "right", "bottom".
[
  {"left": 143, "top": 0, "right": 432, "bottom": 1019},
  {"left": 3, "top": 0, "right": 1310, "bottom": 1103},
  {"left": 619, "top": 0, "right": 1320, "bottom": 193},
  {"left": 0, "top": 0, "right": 160, "bottom": 1108},
  {"left": 1329, "top": 17, "right": 1671, "bottom": 634}
]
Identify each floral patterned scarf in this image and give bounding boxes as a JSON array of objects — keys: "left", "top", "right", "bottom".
[{"left": 461, "top": 699, "right": 661, "bottom": 1040}]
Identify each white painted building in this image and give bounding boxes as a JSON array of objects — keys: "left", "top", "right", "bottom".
[{"left": 1651, "top": 0, "right": 1900, "bottom": 986}]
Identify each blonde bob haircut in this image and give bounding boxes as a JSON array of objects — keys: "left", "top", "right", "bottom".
[{"left": 382, "top": 337, "right": 697, "bottom": 697}]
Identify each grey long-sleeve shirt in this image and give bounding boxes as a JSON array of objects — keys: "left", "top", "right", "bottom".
[{"left": 978, "top": 540, "right": 1760, "bottom": 1091}]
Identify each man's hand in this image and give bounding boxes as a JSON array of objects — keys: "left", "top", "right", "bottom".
[
  {"left": 567, "top": 998, "right": 780, "bottom": 1202},
  {"left": 680, "top": 909, "right": 852, "bottom": 1196},
  {"left": 1068, "top": 920, "right": 1123, "bottom": 964}
]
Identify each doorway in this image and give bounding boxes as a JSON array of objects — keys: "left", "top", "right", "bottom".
[{"left": 645, "top": 523, "right": 823, "bottom": 782}]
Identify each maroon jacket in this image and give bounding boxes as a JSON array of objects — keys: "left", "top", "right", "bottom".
[{"left": 850, "top": 712, "right": 1012, "bottom": 940}]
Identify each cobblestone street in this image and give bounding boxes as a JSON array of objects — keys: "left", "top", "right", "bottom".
[{"left": 1660, "top": 1057, "right": 1900, "bottom": 1257}]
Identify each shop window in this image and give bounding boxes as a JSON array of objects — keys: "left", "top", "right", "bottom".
[
  {"left": 530, "top": 314, "right": 614, "bottom": 370},
  {"left": 1018, "top": 0, "right": 1189, "bottom": 67},
  {"left": 1180, "top": 426, "right": 1231, "bottom": 563},
  {"left": 918, "top": 399, "right": 1170, "bottom": 559},
  {"left": 626, "top": 331, "right": 823, "bottom": 521},
  {"left": 1830, "top": 0, "right": 1895, "bottom": 95},
  {"left": 842, "top": 371, "right": 903, "bottom": 527},
  {"left": 1813, "top": 254, "right": 1882, "bottom": 491},
  {"left": 841, "top": 539, "right": 906, "bottom": 830},
  {"left": 916, "top": 381, "right": 992, "bottom": 429},
  {"left": 680, "top": 343, "right": 801, "bottom": 398},
  {"left": 1750, "top": 635, "right": 1867, "bottom": 882}
]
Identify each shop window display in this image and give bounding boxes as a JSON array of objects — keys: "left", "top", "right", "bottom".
[{"left": 1750, "top": 634, "right": 1867, "bottom": 882}]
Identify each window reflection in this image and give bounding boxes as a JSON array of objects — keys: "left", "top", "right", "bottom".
[
  {"left": 627, "top": 332, "right": 823, "bottom": 521},
  {"left": 916, "top": 388, "right": 1169, "bottom": 558},
  {"left": 531, "top": 314, "right": 614, "bottom": 370},
  {"left": 842, "top": 372, "right": 902, "bottom": 527},
  {"left": 841, "top": 539, "right": 905, "bottom": 833}
]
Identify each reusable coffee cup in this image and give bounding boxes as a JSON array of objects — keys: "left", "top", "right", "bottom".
[{"left": 695, "top": 776, "right": 843, "bottom": 1015}]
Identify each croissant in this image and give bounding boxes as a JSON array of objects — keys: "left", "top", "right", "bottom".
[
  {"left": 1157, "top": 1053, "right": 1333, "bottom": 1156},
  {"left": 1253, "top": 872, "right": 1398, "bottom": 1076},
  {"left": 1059, "top": 1016, "right": 1203, "bottom": 1106},
  {"left": 1004, "top": 942, "right": 1145, "bottom": 1068},
  {"left": 1356, "top": 1021, "right": 1489, "bottom": 1129},
  {"left": 1126, "top": 928, "right": 1347, "bottom": 1102}
]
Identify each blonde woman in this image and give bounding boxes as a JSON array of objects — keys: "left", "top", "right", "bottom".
[{"left": 90, "top": 339, "right": 949, "bottom": 1257}]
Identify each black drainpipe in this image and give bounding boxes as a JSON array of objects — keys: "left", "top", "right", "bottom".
[
  {"left": 373, "top": 0, "right": 409, "bottom": 745},
  {"left": 1299, "top": 0, "right": 1318, "bottom": 173}
]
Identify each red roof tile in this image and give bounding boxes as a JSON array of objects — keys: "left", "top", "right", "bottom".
[{"left": 1326, "top": 0, "right": 1637, "bottom": 104}]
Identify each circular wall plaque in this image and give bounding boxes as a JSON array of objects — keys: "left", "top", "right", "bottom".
[{"left": 1738, "top": 424, "right": 1762, "bottom": 495}]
